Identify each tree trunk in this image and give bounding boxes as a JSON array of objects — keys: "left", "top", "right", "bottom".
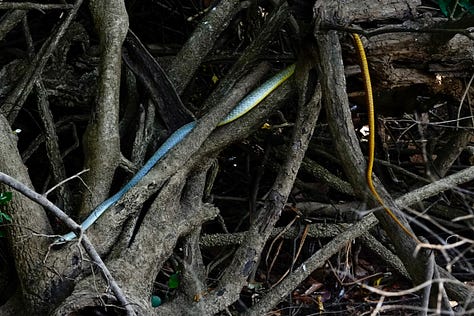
[{"left": 0, "top": 0, "right": 473, "bottom": 315}]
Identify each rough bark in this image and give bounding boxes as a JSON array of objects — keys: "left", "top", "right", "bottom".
[
  {"left": 314, "top": 1, "right": 470, "bottom": 312},
  {"left": 0, "top": 10, "right": 26, "bottom": 41},
  {"left": 79, "top": 0, "right": 128, "bottom": 218},
  {"left": 159, "top": 54, "right": 321, "bottom": 316},
  {"left": 1, "top": 0, "right": 474, "bottom": 314},
  {"left": 321, "top": 0, "right": 474, "bottom": 183},
  {"left": 0, "top": 115, "right": 53, "bottom": 314},
  {"left": 166, "top": 0, "right": 242, "bottom": 94},
  {"left": 86, "top": 2, "right": 291, "bottom": 252},
  {"left": 0, "top": 0, "right": 83, "bottom": 123},
  {"left": 315, "top": 25, "right": 445, "bottom": 310}
]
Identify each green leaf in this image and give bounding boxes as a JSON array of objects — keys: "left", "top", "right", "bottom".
[
  {"left": 0, "top": 231, "right": 5, "bottom": 238},
  {"left": 0, "top": 192, "right": 12, "bottom": 205},
  {"left": 151, "top": 295, "right": 162, "bottom": 307},
  {"left": 438, "top": 0, "right": 452, "bottom": 16},
  {"left": 438, "top": 0, "right": 474, "bottom": 17},
  {"left": 168, "top": 272, "right": 180, "bottom": 289},
  {"left": 460, "top": 0, "right": 474, "bottom": 13}
]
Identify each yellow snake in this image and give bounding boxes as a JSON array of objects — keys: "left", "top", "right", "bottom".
[{"left": 352, "top": 33, "right": 419, "bottom": 243}]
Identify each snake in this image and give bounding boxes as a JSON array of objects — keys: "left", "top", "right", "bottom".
[
  {"left": 59, "top": 35, "right": 418, "bottom": 244},
  {"left": 58, "top": 64, "right": 296, "bottom": 242},
  {"left": 352, "top": 33, "right": 419, "bottom": 243}
]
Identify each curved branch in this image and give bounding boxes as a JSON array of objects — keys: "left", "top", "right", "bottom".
[
  {"left": 0, "top": 171, "right": 135, "bottom": 315},
  {"left": 167, "top": 0, "right": 242, "bottom": 94}
]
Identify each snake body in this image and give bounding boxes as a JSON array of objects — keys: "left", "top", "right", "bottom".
[
  {"left": 59, "top": 36, "right": 418, "bottom": 244},
  {"left": 352, "top": 34, "right": 419, "bottom": 243},
  {"left": 58, "top": 64, "right": 296, "bottom": 242}
]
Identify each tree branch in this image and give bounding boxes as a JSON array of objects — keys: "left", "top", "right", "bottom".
[
  {"left": 167, "top": 0, "right": 242, "bottom": 94},
  {"left": 0, "top": 172, "right": 136, "bottom": 316},
  {"left": 0, "top": 0, "right": 83, "bottom": 122},
  {"left": 78, "top": 0, "right": 128, "bottom": 218},
  {"left": 186, "top": 57, "right": 321, "bottom": 315},
  {"left": 244, "top": 214, "right": 379, "bottom": 315},
  {"left": 313, "top": 11, "right": 454, "bottom": 311}
]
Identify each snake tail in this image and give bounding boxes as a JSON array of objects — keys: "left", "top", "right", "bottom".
[{"left": 352, "top": 33, "right": 419, "bottom": 243}]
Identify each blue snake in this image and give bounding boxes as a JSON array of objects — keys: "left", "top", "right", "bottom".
[{"left": 58, "top": 64, "right": 295, "bottom": 242}]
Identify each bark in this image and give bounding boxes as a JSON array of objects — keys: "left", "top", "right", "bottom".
[
  {"left": 243, "top": 214, "right": 379, "bottom": 316},
  {"left": 315, "top": 25, "right": 446, "bottom": 311},
  {"left": 159, "top": 53, "right": 322, "bottom": 316},
  {"left": 79, "top": 0, "right": 128, "bottom": 218},
  {"left": 0, "top": 10, "right": 26, "bottom": 41},
  {"left": 166, "top": 0, "right": 242, "bottom": 94},
  {"left": 322, "top": 0, "right": 474, "bottom": 181},
  {"left": 0, "top": 115, "right": 53, "bottom": 314},
  {"left": 86, "top": 2, "right": 291, "bottom": 252},
  {"left": 36, "top": 80, "right": 72, "bottom": 210},
  {"left": 17, "top": 1, "right": 296, "bottom": 314},
  {"left": 314, "top": 0, "right": 470, "bottom": 312},
  {"left": 1, "top": 0, "right": 474, "bottom": 314},
  {"left": 0, "top": 0, "right": 83, "bottom": 123}
]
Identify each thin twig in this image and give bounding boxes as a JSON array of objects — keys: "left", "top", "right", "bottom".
[
  {"left": 361, "top": 278, "right": 461, "bottom": 297},
  {"left": 324, "top": 24, "right": 474, "bottom": 40},
  {"left": 456, "top": 72, "right": 474, "bottom": 129},
  {"left": 396, "top": 166, "right": 474, "bottom": 207},
  {"left": 0, "top": 172, "right": 136, "bottom": 316},
  {"left": 43, "top": 169, "right": 89, "bottom": 197},
  {"left": 243, "top": 214, "right": 379, "bottom": 316}
]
